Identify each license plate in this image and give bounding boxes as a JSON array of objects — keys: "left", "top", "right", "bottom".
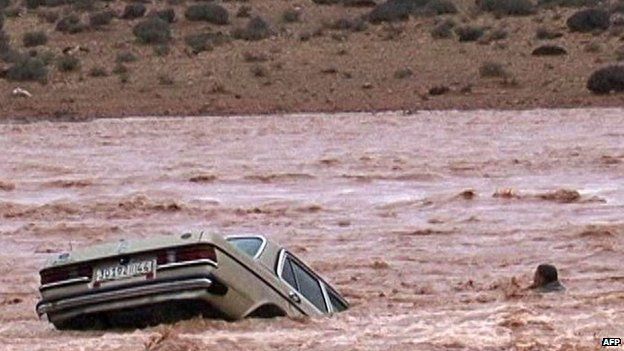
[{"left": 94, "top": 259, "right": 156, "bottom": 283}]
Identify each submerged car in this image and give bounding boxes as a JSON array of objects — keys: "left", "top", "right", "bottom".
[{"left": 36, "top": 232, "right": 348, "bottom": 329}]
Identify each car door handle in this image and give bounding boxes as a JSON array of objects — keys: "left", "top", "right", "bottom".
[{"left": 288, "top": 291, "right": 301, "bottom": 303}]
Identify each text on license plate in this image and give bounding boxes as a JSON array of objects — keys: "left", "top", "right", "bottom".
[{"left": 94, "top": 260, "right": 156, "bottom": 283}]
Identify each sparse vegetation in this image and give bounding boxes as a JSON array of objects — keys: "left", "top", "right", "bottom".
[
  {"left": 566, "top": 8, "right": 610, "bottom": 32},
  {"left": 112, "top": 63, "right": 128, "bottom": 75},
  {"left": 394, "top": 67, "right": 413, "bottom": 79},
  {"left": 584, "top": 41, "right": 601, "bottom": 53},
  {"left": 89, "top": 66, "right": 108, "bottom": 77},
  {"left": 538, "top": 0, "right": 598, "bottom": 7},
  {"left": 116, "top": 51, "right": 138, "bottom": 63},
  {"left": 424, "top": 0, "right": 457, "bottom": 15},
  {"left": 476, "top": 0, "right": 535, "bottom": 15},
  {"left": 368, "top": 0, "right": 416, "bottom": 23},
  {"left": 236, "top": 5, "right": 252, "bottom": 18},
  {"left": 23, "top": 31, "right": 48, "bottom": 47},
  {"left": 153, "top": 44, "right": 170, "bottom": 56},
  {"left": 281, "top": 8, "right": 301, "bottom": 23},
  {"left": 455, "top": 25, "right": 484, "bottom": 42},
  {"left": 342, "top": 0, "right": 376, "bottom": 6},
  {"left": 38, "top": 9, "right": 60, "bottom": 24},
  {"left": 587, "top": 65, "right": 624, "bottom": 94},
  {"left": 431, "top": 19, "right": 455, "bottom": 39},
  {"left": 535, "top": 26, "right": 563, "bottom": 39},
  {"left": 56, "top": 55, "right": 80, "bottom": 72},
  {"left": 158, "top": 73, "right": 174, "bottom": 85},
  {"left": 232, "top": 16, "right": 271, "bottom": 41},
  {"left": 89, "top": 10, "right": 114, "bottom": 28},
  {"left": 153, "top": 8, "right": 175, "bottom": 23},
  {"left": 185, "top": 33, "right": 213, "bottom": 53},
  {"left": 56, "top": 14, "right": 86, "bottom": 34},
  {"left": 133, "top": 17, "right": 171, "bottom": 44},
  {"left": 122, "top": 3, "right": 146, "bottom": 20},
  {"left": 185, "top": 4, "right": 229, "bottom": 24},
  {"left": 250, "top": 64, "right": 268, "bottom": 77},
  {"left": 327, "top": 17, "right": 367, "bottom": 31},
  {"left": 479, "top": 61, "right": 508, "bottom": 78},
  {"left": 243, "top": 50, "right": 268, "bottom": 62},
  {"left": 7, "top": 56, "right": 47, "bottom": 82},
  {"left": 532, "top": 44, "right": 567, "bottom": 55}
]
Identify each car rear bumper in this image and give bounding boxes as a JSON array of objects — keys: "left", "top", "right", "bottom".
[{"left": 36, "top": 276, "right": 220, "bottom": 318}]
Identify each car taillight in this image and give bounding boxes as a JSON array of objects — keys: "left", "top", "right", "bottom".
[
  {"left": 40, "top": 264, "right": 92, "bottom": 285},
  {"left": 174, "top": 245, "right": 217, "bottom": 263}
]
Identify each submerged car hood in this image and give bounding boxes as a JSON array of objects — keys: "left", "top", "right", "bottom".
[{"left": 44, "top": 231, "right": 223, "bottom": 268}]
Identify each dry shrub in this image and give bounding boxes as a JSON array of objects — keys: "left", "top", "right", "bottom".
[
  {"left": 23, "top": 31, "right": 48, "bottom": 47},
  {"left": 56, "top": 14, "right": 86, "bottom": 33},
  {"left": 566, "top": 8, "right": 610, "bottom": 32},
  {"left": 479, "top": 61, "right": 508, "bottom": 78},
  {"left": 455, "top": 25, "right": 484, "bottom": 41},
  {"left": 185, "top": 4, "right": 229, "bottom": 24},
  {"left": 531, "top": 44, "right": 567, "bottom": 55},
  {"left": 7, "top": 55, "right": 47, "bottom": 82},
  {"left": 133, "top": 17, "right": 171, "bottom": 44},
  {"left": 587, "top": 65, "right": 624, "bottom": 94},
  {"left": 232, "top": 16, "right": 271, "bottom": 41},
  {"left": 56, "top": 55, "right": 80, "bottom": 72},
  {"left": 121, "top": 3, "right": 146, "bottom": 20}
]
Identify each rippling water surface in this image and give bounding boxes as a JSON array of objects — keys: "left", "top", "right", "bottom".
[{"left": 1, "top": 109, "right": 623, "bottom": 350}]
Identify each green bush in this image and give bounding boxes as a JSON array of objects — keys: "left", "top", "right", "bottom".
[
  {"left": 68, "top": 0, "right": 94, "bottom": 11},
  {"left": 132, "top": 17, "right": 171, "bottom": 44},
  {"left": 368, "top": 0, "right": 414, "bottom": 23},
  {"left": 122, "top": 3, "right": 146, "bottom": 19},
  {"left": 232, "top": 16, "right": 271, "bottom": 41},
  {"left": 455, "top": 25, "right": 484, "bottom": 41},
  {"left": 89, "top": 10, "right": 114, "bottom": 28},
  {"left": 476, "top": 0, "right": 535, "bottom": 15},
  {"left": 566, "top": 8, "right": 610, "bottom": 32},
  {"left": 23, "top": 31, "right": 48, "bottom": 47},
  {"left": 7, "top": 56, "right": 47, "bottom": 82},
  {"left": 185, "top": 4, "right": 229, "bottom": 24},
  {"left": 56, "top": 14, "right": 86, "bottom": 34},
  {"left": 587, "top": 65, "right": 624, "bottom": 94},
  {"left": 56, "top": 55, "right": 80, "bottom": 71}
]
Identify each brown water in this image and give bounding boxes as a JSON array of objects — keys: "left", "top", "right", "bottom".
[{"left": 1, "top": 109, "right": 623, "bottom": 351}]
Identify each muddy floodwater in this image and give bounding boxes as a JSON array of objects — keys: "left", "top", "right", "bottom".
[{"left": 1, "top": 109, "right": 623, "bottom": 351}]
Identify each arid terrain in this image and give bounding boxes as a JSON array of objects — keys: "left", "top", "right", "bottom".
[
  {"left": 1, "top": 0, "right": 624, "bottom": 120},
  {"left": 1, "top": 109, "right": 623, "bottom": 350}
]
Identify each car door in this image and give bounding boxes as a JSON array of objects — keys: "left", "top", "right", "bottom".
[{"left": 276, "top": 250, "right": 331, "bottom": 316}]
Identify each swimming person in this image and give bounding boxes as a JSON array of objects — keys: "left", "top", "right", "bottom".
[{"left": 529, "top": 264, "right": 565, "bottom": 293}]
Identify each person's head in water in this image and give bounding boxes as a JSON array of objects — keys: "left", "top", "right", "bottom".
[{"left": 530, "top": 264, "right": 565, "bottom": 292}]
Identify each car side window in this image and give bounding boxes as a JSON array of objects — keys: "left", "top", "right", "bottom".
[
  {"left": 226, "top": 237, "right": 264, "bottom": 258},
  {"left": 289, "top": 257, "right": 327, "bottom": 312},
  {"left": 281, "top": 257, "right": 297, "bottom": 289},
  {"left": 327, "top": 288, "right": 348, "bottom": 313}
]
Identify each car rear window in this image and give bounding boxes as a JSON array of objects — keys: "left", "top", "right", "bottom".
[{"left": 227, "top": 237, "right": 264, "bottom": 258}]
